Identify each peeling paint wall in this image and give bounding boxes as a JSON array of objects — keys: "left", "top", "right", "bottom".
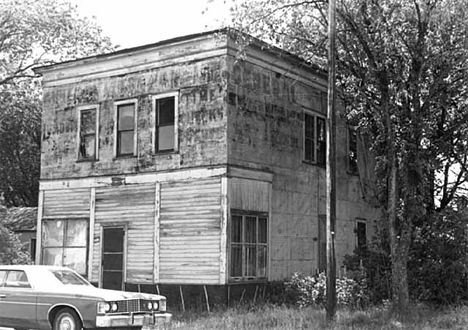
[
  {"left": 40, "top": 57, "right": 228, "bottom": 179},
  {"left": 226, "top": 53, "right": 380, "bottom": 280}
]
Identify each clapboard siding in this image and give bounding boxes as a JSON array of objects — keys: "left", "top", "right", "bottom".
[
  {"left": 229, "top": 177, "right": 270, "bottom": 212},
  {"left": 94, "top": 184, "right": 156, "bottom": 284},
  {"left": 43, "top": 188, "right": 90, "bottom": 217},
  {"left": 159, "top": 178, "right": 222, "bottom": 284}
]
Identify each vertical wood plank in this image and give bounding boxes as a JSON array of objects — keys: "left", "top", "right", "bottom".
[
  {"left": 219, "top": 176, "right": 228, "bottom": 284},
  {"left": 98, "top": 225, "right": 103, "bottom": 288},
  {"left": 268, "top": 183, "right": 273, "bottom": 280},
  {"left": 35, "top": 190, "right": 44, "bottom": 264},
  {"left": 154, "top": 182, "right": 161, "bottom": 283},
  {"left": 88, "top": 187, "right": 96, "bottom": 280}
]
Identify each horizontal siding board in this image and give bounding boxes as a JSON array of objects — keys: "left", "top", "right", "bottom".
[
  {"left": 43, "top": 188, "right": 90, "bottom": 217},
  {"left": 159, "top": 178, "right": 222, "bottom": 284}
]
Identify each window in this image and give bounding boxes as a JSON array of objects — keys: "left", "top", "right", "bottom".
[
  {"left": 0, "top": 271, "right": 31, "bottom": 288},
  {"left": 230, "top": 211, "right": 268, "bottom": 281},
  {"left": 348, "top": 126, "right": 358, "bottom": 174},
  {"left": 42, "top": 219, "right": 88, "bottom": 276},
  {"left": 317, "top": 214, "right": 326, "bottom": 273},
  {"left": 115, "top": 100, "right": 137, "bottom": 157},
  {"left": 153, "top": 92, "right": 178, "bottom": 153},
  {"left": 304, "top": 111, "right": 326, "bottom": 165},
  {"left": 356, "top": 220, "right": 367, "bottom": 249},
  {"left": 30, "top": 238, "right": 36, "bottom": 263},
  {"left": 78, "top": 105, "right": 99, "bottom": 160}
]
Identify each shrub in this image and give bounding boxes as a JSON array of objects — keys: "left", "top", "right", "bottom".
[{"left": 284, "top": 272, "right": 369, "bottom": 308}]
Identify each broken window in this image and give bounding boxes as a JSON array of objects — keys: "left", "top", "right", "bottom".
[
  {"left": 42, "top": 219, "right": 88, "bottom": 276},
  {"left": 116, "top": 101, "right": 136, "bottom": 157},
  {"left": 229, "top": 211, "right": 268, "bottom": 281},
  {"left": 153, "top": 93, "right": 178, "bottom": 153},
  {"left": 304, "top": 111, "right": 326, "bottom": 165},
  {"left": 348, "top": 126, "right": 358, "bottom": 174},
  {"left": 78, "top": 107, "right": 98, "bottom": 160}
]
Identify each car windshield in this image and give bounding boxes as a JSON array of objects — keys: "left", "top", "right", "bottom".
[{"left": 50, "top": 270, "right": 90, "bottom": 286}]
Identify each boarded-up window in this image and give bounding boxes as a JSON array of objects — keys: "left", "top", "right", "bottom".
[
  {"left": 78, "top": 107, "right": 97, "bottom": 160},
  {"left": 230, "top": 210, "right": 268, "bottom": 281},
  {"left": 153, "top": 92, "right": 178, "bottom": 153},
  {"left": 304, "top": 111, "right": 326, "bottom": 165},
  {"left": 116, "top": 102, "right": 136, "bottom": 157},
  {"left": 42, "top": 219, "right": 88, "bottom": 276}
]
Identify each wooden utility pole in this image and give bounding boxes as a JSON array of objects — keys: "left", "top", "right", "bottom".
[{"left": 326, "top": 0, "right": 337, "bottom": 321}]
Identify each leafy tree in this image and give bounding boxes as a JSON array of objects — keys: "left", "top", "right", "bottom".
[
  {"left": 225, "top": 0, "right": 468, "bottom": 312},
  {"left": 0, "top": 0, "right": 115, "bottom": 206}
]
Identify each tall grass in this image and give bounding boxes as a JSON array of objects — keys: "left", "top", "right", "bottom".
[{"left": 156, "top": 304, "right": 468, "bottom": 330}]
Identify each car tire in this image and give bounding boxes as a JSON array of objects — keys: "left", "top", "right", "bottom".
[{"left": 53, "top": 307, "right": 82, "bottom": 330}]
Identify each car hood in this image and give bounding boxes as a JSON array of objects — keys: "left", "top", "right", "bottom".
[{"left": 52, "top": 285, "right": 165, "bottom": 301}]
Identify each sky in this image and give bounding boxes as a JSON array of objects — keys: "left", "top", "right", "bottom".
[{"left": 71, "top": 0, "right": 231, "bottom": 49}]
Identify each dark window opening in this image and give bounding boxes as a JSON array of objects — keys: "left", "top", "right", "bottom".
[
  {"left": 79, "top": 108, "right": 97, "bottom": 160},
  {"left": 304, "top": 112, "right": 326, "bottom": 165},
  {"left": 348, "top": 127, "right": 358, "bottom": 174},
  {"left": 356, "top": 221, "right": 367, "bottom": 249},
  {"left": 155, "top": 96, "right": 175, "bottom": 152}
]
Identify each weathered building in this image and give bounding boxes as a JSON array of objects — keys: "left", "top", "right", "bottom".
[{"left": 34, "top": 29, "right": 379, "bottom": 298}]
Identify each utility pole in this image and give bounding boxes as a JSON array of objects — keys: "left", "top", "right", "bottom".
[{"left": 326, "top": 0, "right": 337, "bottom": 321}]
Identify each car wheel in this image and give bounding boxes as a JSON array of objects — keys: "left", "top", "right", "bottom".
[{"left": 53, "top": 307, "right": 82, "bottom": 330}]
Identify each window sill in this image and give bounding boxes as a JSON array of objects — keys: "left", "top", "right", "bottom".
[
  {"left": 302, "top": 160, "right": 326, "bottom": 168},
  {"left": 113, "top": 155, "right": 137, "bottom": 160},
  {"left": 76, "top": 158, "right": 97, "bottom": 163}
]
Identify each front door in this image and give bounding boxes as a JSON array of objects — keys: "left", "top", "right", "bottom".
[{"left": 102, "top": 227, "right": 125, "bottom": 290}]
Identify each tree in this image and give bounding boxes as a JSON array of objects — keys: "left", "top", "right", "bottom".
[
  {"left": 0, "top": 0, "right": 115, "bottom": 206},
  {"left": 225, "top": 0, "right": 468, "bottom": 312}
]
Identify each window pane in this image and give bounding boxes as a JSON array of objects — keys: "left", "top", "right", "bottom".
[
  {"left": 317, "top": 117, "right": 326, "bottom": 165},
  {"left": 43, "top": 221, "right": 64, "bottom": 247},
  {"left": 103, "top": 228, "right": 125, "bottom": 253},
  {"left": 245, "top": 216, "right": 257, "bottom": 243},
  {"left": 64, "top": 248, "right": 87, "bottom": 275},
  {"left": 158, "top": 125, "right": 174, "bottom": 151},
  {"left": 79, "top": 135, "right": 95, "bottom": 159},
  {"left": 305, "top": 137, "right": 314, "bottom": 162},
  {"left": 230, "top": 245, "right": 242, "bottom": 277},
  {"left": 103, "top": 253, "right": 123, "bottom": 271},
  {"left": 43, "top": 247, "right": 63, "bottom": 266},
  {"left": 357, "top": 222, "right": 367, "bottom": 249},
  {"left": 258, "top": 246, "right": 267, "bottom": 277},
  {"left": 118, "top": 104, "right": 135, "bottom": 130},
  {"left": 246, "top": 246, "right": 257, "bottom": 277},
  {"left": 118, "top": 131, "right": 134, "bottom": 155},
  {"left": 80, "top": 109, "right": 96, "bottom": 135},
  {"left": 0, "top": 270, "right": 7, "bottom": 287},
  {"left": 305, "top": 113, "right": 314, "bottom": 138},
  {"left": 66, "top": 220, "right": 87, "bottom": 247},
  {"left": 258, "top": 218, "right": 267, "bottom": 243},
  {"left": 5, "top": 271, "right": 30, "bottom": 288},
  {"left": 231, "top": 215, "right": 242, "bottom": 243},
  {"left": 157, "top": 97, "right": 175, "bottom": 125}
]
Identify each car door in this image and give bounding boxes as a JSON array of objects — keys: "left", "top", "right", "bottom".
[{"left": 0, "top": 270, "right": 37, "bottom": 329}]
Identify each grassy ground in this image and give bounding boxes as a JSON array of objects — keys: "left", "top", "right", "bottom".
[{"left": 154, "top": 304, "right": 468, "bottom": 330}]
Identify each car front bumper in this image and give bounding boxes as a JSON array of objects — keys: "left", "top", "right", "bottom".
[{"left": 96, "top": 312, "right": 172, "bottom": 328}]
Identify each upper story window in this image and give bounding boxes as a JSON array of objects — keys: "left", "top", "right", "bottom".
[
  {"left": 78, "top": 105, "right": 99, "bottom": 161},
  {"left": 348, "top": 126, "right": 358, "bottom": 174},
  {"left": 304, "top": 111, "right": 326, "bottom": 165},
  {"left": 153, "top": 92, "right": 178, "bottom": 153},
  {"left": 356, "top": 219, "right": 367, "bottom": 250},
  {"left": 229, "top": 210, "right": 268, "bottom": 282},
  {"left": 114, "top": 99, "right": 137, "bottom": 157}
]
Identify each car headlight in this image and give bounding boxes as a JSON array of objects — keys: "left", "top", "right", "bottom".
[
  {"left": 111, "top": 302, "right": 118, "bottom": 312},
  {"left": 147, "top": 301, "right": 153, "bottom": 310},
  {"left": 152, "top": 301, "right": 159, "bottom": 310},
  {"left": 97, "top": 302, "right": 111, "bottom": 314}
]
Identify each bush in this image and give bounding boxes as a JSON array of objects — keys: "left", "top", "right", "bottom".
[
  {"left": 284, "top": 272, "right": 369, "bottom": 308},
  {"left": 0, "top": 223, "right": 31, "bottom": 265}
]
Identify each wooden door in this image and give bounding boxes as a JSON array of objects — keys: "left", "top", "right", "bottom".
[{"left": 102, "top": 227, "right": 125, "bottom": 290}]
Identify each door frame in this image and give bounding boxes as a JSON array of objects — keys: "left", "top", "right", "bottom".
[{"left": 99, "top": 224, "right": 127, "bottom": 289}]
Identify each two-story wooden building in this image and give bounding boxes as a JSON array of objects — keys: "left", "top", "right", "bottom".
[{"left": 34, "top": 29, "right": 379, "bottom": 301}]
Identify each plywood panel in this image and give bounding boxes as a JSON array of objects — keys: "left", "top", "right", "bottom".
[
  {"left": 159, "top": 177, "right": 222, "bottom": 284},
  {"left": 229, "top": 178, "right": 270, "bottom": 212},
  {"left": 95, "top": 183, "right": 155, "bottom": 284}
]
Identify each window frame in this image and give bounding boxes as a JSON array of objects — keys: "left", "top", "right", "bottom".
[
  {"left": 77, "top": 104, "right": 99, "bottom": 161},
  {"left": 152, "top": 92, "right": 179, "bottom": 154},
  {"left": 303, "top": 109, "right": 326, "bottom": 166},
  {"left": 114, "top": 99, "right": 138, "bottom": 158},
  {"left": 41, "top": 218, "right": 89, "bottom": 276},
  {"left": 229, "top": 209, "right": 268, "bottom": 282},
  {"left": 355, "top": 219, "right": 367, "bottom": 250}
]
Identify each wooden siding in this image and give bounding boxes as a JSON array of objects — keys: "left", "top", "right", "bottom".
[
  {"left": 229, "top": 177, "right": 270, "bottom": 212},
  {"left": 159, "top": 178, "right": 222, "bottom": 284},
  {"left": 94, "top": 184, "right": 156, "bottom": 284},
  {"left": 43, "top": 188, "right": 90, "bottom": 218}
]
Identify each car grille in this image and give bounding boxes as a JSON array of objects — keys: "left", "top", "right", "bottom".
[{"left": 115, "top": 299, "right": 148, "bottom": 313}]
